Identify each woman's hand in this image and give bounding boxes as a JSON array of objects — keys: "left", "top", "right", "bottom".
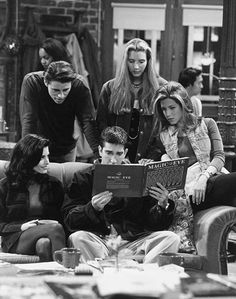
[
  {"left": 92, "top": 191, "right": 113, "bottom": 211},
  {"left": 21, "top": 219, "right": 39, "bottom": 231},
  {"left": 138, "top": 159, "right": 154, "bottom": 165},
  {"left": 192, "top": 174, "right": 208, "bottom": 205},
  {"left": 148, "top": 182, "right": 169, "bottom": 208}
]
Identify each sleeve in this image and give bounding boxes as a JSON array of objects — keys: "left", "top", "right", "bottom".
[
  {"left": 20, "top": 74, "right": 39, "bottom": 137},
  {"left": 61, "top": 170, "right": 106, "bottom": 233},
  {"left": 205, "top": 118, "right": 225, "bottom": 171},
  {"left": 145, "top": 123, "right": 166, "bottom": 160},
  {"left": 0, "top": 182, "right": 22, "bottom": 235},
  {"left": 96, "top": 81, "right": 111, "bottom": 135},
  {"left": 74, "top": 78, "right": 99, "bottom": 157},
  {"left": 144, "top": 197, "right": 175, "bottom": 230},
  {"left": 191, "top": 96, "right": 202, "bottom": 117}
]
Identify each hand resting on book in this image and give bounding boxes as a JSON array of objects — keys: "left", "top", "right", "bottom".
[
  {"left": 138, "top": 158, "right": 154, "bottom": 165},
  {"left": 148, "top": 182, "right": 169, "bottom": 209}
]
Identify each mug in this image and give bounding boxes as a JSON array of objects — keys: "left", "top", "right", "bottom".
[
  {"left": 54, "top": 248, "right": 81, "bottom": 269},
  {"left": 156, "top": 252, "right": 184, "bottom": 267}
]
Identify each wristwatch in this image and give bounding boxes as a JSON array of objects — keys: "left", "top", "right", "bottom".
[
  {"left": 159, "top": 200, "right": 170, "bottom": 210},
  {"left": 202, "top": 169, "right": 214, "bottom": 179}
]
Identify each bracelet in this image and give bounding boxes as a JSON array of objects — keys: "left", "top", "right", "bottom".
[
  {"left": 200, "top": 172, "right": 210, "bottom": 179},
  {"left": 164, "top": 202, "right": 170, "bottom": 210}
]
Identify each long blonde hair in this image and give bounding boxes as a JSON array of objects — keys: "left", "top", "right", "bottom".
[{"left": 109, "top": 38, "right": 159, "bottom": 115}]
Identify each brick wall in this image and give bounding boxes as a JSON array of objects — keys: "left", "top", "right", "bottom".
[
  {"left": 19, "top": 0, "right": 101, "bottom": 43},
  {"left": 0, "top": 0, "right": 102, "bottom": 139}
]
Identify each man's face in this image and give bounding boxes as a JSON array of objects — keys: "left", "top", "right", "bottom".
[
  {"left": 46, "top": 81, "right": 72, "bottom": 104},
  {"left": 191, "top": 74, "right": 203, "bottom": 96},
  {"left": 99, "top": 142, "right": 128, "bottom": 165}
]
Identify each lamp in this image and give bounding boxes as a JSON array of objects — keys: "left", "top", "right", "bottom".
[
  {"left": 201, "top": 52, "right": 216, "bottom": 66},
  {"left": 3, "top": 36, "right": 21, "bottom": 56},
  {"left": 201, "top": 27, "right": 216, "bottom": 66}
]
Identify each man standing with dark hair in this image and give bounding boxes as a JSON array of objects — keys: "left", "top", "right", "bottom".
[
  {"left": 62, "top": 126, "right": 180, "bottom": 263},
  {"left": 20, "top": 61, "right": 98, "bottom": 162},
  {"left": 178, "top": 67, "right": 203, "bottom": 117}
]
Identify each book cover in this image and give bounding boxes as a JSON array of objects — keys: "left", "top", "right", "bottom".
[
  {"left": 93, "top": 164, "right": 145, "bottom": 197},
  {"left": 92, "top": 157, "right": 189, "bottom": 198},
  {"left": 143, "top": 157, "right": 189, "bottom": 196}
]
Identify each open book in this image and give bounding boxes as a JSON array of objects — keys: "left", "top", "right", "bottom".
[{"left": 92, "top": 157, "right": 189, "bottom": 197}]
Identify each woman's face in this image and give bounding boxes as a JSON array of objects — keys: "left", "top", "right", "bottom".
[
  {"left": 39, "top": 48, "right": 53, "bottom": 70},
  {"left": 127, "top": 50, "right": 147, "bottom": 80},
  {"left": 160, "top": 98, "right": 183, "bottom": 126},
  {"left": 33, "top": 146, "right": 50, "bottom": 174}
]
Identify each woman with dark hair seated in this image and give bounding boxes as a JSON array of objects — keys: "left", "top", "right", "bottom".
[{"left": 0, "top": 134, "right": 66, "bottom": 261}]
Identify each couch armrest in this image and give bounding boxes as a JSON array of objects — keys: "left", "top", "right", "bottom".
[{"left": 194, "top": 205, "right": 236, "bottom": 274}]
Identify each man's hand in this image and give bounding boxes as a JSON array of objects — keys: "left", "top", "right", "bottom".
[
  {"left": 148, "top": 182, "right": 169, "bottom": 208},
  {"left": 21, "top": 220, "right": 39, "bottom": 231},
  {"left": 192, "top": 174, "right": 208, "bottom": 205},
  {"left": 92, "top": 191, "right": 113, "bottom": 211}
]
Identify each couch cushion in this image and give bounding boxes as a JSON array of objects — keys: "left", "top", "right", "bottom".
[
  {"left": 47, "top": 162, "right": 92, "bottom": 189},
  {"left": 0, "top": 160, "right": 92, "bottom": 189}
]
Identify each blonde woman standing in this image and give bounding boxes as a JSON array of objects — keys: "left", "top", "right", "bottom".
[{"left": 97, "top": 38, "right": 166, "bottom": 163}]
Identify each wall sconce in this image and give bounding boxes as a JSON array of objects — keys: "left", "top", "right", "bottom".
[
  {"left": 200, "top": 27, "right": 216, "bottom": 66},
  {"left": 3, "top": 36, "right": 21, "bottom": 56},
  {"left": 201, "top": 52, "right": 216, "bottom": 66}
]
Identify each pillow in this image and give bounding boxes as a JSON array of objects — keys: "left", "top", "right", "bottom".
[{"left": 168, "top": 190, "right": 196, "bottom": 254}]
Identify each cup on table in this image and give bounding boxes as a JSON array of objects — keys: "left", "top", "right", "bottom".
[
  {"left": 54, "top": 248, "right": 81, "bottom": 269},
  {"left": 156, "top": 252, "right": 184, "bottom": 267}
]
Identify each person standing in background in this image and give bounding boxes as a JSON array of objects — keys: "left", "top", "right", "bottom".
[
  {"left": 38, "top": 37, "right": 71, "bottom": 70},
  {"left": 20, "top": 61, "right": 99, "bottom": 163},
  {"left": 96, "top": 38, "right": 166, "bottom": 163},
  {"left": 178, "top": 67, "right": 203, "bottom": 117}
]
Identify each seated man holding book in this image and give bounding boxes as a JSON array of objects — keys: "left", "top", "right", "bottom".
[{"left": 62, "top": 126, "right": 180, "bottom": 263}]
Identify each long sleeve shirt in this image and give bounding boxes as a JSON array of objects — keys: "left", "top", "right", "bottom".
[
  {"left": 62, "top": 167, "right": 175, "bottom": 241},
  {"left": 20, "top": 71, "right": 99, "bottom": 156}
]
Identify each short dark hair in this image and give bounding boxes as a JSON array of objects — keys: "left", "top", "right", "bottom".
[
  {"left": 178, "top": 67, "right": 202, "bottom": 88},
  {"left": 40, "top": 38, "right": 71, "bottom": 63},
  {"left": 6, "top": 134, "right": 49, "bottom": 187},
  {"left": 100, "top": 126, "right": 128, "bottom": 148},
  {"left": 44, "top": 61, "right": 76, "bottom": 84}
]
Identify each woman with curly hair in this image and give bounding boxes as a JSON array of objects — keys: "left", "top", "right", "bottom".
[
  {"left": 96, "top": 38, "right": 166, "bottom": 163},
  {"left": 0, "top": 134, "right": 66, "bottom": 261}
]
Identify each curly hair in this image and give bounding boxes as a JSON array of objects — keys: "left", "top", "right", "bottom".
[
  {"left": 100, "top": 126, "right": 128, "bottom": 148},
  {"left": 109, "top": 38, "right": 159, "bottom": 115},
  {"left": 5, "top": 134, "right": 49, "bottom": 188}
]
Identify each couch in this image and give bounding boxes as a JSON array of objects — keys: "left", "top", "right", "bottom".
[{"left": 0, "top": 160, "right": 236, "bottom": 274}]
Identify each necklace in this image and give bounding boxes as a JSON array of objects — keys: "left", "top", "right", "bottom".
[{"left": 131, "top": 81, "right": 142, "bottom": 89}]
